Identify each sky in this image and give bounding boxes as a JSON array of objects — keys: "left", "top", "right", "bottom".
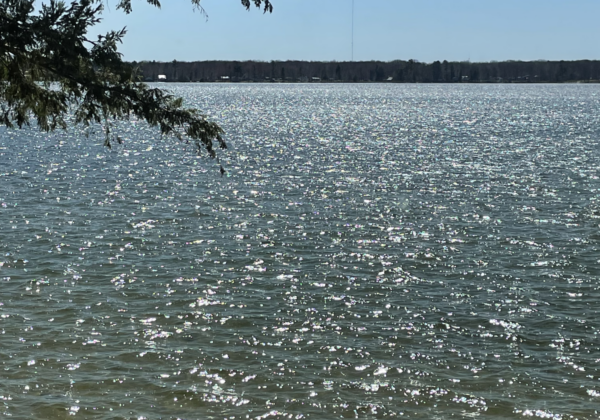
[{"left": 92, "top": 0, "right": 600, "bottom": 63}]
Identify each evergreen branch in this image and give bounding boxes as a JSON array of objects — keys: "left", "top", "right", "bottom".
[{"left": 0, "top": 0, "right": 273, "bottom": 157}]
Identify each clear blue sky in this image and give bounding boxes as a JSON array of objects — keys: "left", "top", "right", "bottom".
[{"left": 93, "top": 0, "right": 600, "bottom": 63}]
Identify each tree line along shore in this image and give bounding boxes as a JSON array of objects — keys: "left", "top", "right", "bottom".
[{"left": 134, "top": 59, "right": 600, "bottom": 84}]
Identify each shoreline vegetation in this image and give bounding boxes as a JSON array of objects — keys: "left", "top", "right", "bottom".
[{"left": 134, "top": 59, "right": 600, "bottom": 84}]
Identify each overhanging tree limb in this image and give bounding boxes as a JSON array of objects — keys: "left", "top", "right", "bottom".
[{"left": 0, "top": 0, "right": 273, "bottom": 155}]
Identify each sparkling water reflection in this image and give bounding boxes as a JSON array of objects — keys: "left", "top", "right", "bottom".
[{"left": 1, "top": 84, "right": 600, "bottom": 419}]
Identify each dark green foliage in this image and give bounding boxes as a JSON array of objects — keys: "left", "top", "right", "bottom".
[
  {"left": 137, "top": 59, "right": 600, "bottom": 84},
  {"left": 0, "top": 0, "right": 272, "bottom": 155}
]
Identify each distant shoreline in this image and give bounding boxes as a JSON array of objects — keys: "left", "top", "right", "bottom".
[
  {"left": 144, "top": 80, "right": 600, "bottom": 84},
  {"left": 132, "top": 59, "right": 600, "bottom": 84}
]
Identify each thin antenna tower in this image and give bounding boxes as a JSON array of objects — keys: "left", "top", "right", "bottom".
[{"left": 351, "top": 0, "right": 354, "bottom": 61}]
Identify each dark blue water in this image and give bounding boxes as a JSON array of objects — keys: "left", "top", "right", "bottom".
[{"left": 1, "top": 83, "right": 600, "bottom": 419}]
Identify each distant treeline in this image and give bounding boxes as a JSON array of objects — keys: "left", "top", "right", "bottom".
[{"left": 134, "top": 59, "right": 600, "bottom": 83}]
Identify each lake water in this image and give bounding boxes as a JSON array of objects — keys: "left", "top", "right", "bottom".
[{"left": 1, "top": 83, "right": 600, "bottom": 419}]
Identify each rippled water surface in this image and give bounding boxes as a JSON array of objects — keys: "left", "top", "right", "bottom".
[{"left": 2, "top": 84, "right": 600, "bottom": 419}]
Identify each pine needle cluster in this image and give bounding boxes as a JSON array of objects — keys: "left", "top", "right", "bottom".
[{"left": 0, "top": 0, "right": 272, "bottom": 155}]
